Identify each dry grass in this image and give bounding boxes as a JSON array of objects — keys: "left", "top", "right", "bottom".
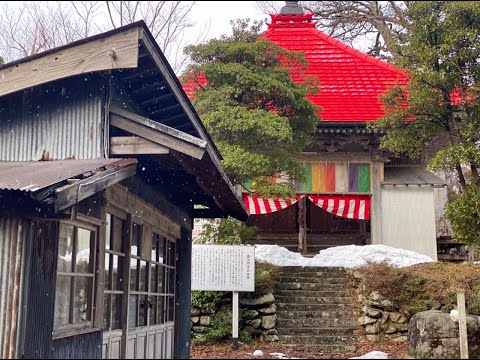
[{"left": 356, "top": 261, "right": 480, "bottom": 315}]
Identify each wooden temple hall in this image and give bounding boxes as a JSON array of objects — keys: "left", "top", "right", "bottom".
[
  {"left": 238, "top": 2, "right": 446, "bottom": 260},
  {"left": 0, "top": 22, "right": 246, "bottom": 359}
]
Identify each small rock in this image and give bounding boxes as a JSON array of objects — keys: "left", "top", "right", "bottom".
[
  {"left": 363, "top": 306, "right": 382, "bottom": 318},
  {"left": 381, "top": 299, "right": 393, "bottom": 309},
  {"left": 253, "top": 350, "right": 264, "bottom": 356},
  {"left": 199, "top": 316, "right": 210, "bottom": 326},
  {"left": 261, "top": 315, "right": 277, "bottom": 330},
  {"left": 352, "top": 270, "right": 363, "bottom": 279},
  {"left": 240, "top": 293, "right": 275, "bottom": 306},
  {"left": 385, "top": 325, "right": 397, "bottom": 334},
  {"left": 358, "top": 316, "right": 377, "bottom": 326},
  {"left": 267, "top": 329, "right": 279, "bottom": 335},
  {"left": 249, "top": 319, "right": 262, "bottom": 329},
  {"left": 191, "top": 316, "right": 200, "bottom": 324},
  {"left": 365, "top": 322, "right": 381, "bottom": 334},
  {"left": 191, "top": 307, "right": 201, "bottom": 316},
  {"left": 381, "top": 311, "right": 389, "bottom": 324},
  {"left": 258, "top": 304, "right": 277, "bottom": 315},
  {"left": 392, "top": 335, "right": 407, "bottom": 342},
  {"left": 389, "top": 312, "right": 402, "bottom": 322},
  {"left": 192, "top": 326, "right": 207, "bottom": 333},
  {"left": 263, "top": 335, "right": 280, "bottom": 342},
  {"left": 244, "top": 310, "right": 259, "bottom": 320}
]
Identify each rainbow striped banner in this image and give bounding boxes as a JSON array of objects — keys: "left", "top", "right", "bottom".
[
  {"left": 295, "top": 161, "right": 370, "bottom": 193},
  {"left": 244, "top": 161, "right": 371, "bottom": 194}
]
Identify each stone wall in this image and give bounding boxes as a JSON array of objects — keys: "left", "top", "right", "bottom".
[
  {"left": 191, "top": 292, "right": 279, "bottom": 342},
  {"left": 350, "top": 270, "right": 410, "bottom": 341}
]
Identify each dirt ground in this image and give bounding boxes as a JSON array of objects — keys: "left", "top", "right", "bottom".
[{"left": 191, "top": 338, "right": 413, "bottom": 359}]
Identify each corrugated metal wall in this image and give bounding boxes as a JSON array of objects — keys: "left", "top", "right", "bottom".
[
  {"left": 380, "top": 186, "right": 438, "bottom": 260},
  {"left": 0, "top": 76, "right": 105, "bottom": 161},
  {"left": 0, "top": 217, "right": 27, "bottom": 359}
]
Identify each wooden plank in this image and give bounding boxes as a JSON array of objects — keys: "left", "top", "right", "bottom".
[
  {"left": 457, "top": 292, "right": 469, "bottom": 359},
  {"left": 110, "top": 136, "right": 170, "bottom": 155},
  {"left": 110, "top": 113, "right": 206, "bottom": 160},
  {"left": 0, "top": 27, "right": 140, "bottom": 97},
  {"left": 106, "top": 184, "right": 181, "bottom": 239},
  {"left": 370, "top": 161, "right": 382, "bottom": 245},
  {"left": 55, "top": 165, "right": 137, "bottom": 212}
]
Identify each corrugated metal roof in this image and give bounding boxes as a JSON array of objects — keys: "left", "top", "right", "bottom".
[
  {"left": 0, "top": 159, "right": 137, "bottom": 192},
  {"left": 383, "top": 167, "right": 447, "bottom": 187}
]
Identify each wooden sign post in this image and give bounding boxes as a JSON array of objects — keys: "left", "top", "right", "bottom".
[{"left": 457, "top": 292, "right": 469, "bottom": 359}]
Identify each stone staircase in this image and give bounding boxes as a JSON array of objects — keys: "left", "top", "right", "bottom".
[{"left": 274, "top": 266, "right": 364, "bottom": 354}]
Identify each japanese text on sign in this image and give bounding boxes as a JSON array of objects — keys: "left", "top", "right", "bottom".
[{"left": 191, "top": 245, "right": 255, "bottom": 292}]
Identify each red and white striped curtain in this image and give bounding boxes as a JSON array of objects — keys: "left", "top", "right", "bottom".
[
  {"left": 242, "top": 193, "right": 370, "bottom": 220},
  {"left": 242, "top": 193, "right": 304, "bottom": 215},
  {"left": 307, "top": 195, "right": 370, "bottom": 220}
]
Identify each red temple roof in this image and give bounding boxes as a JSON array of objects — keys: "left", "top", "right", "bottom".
[
  {"left": 263, "top": 14, "right": 408, "bottom": 122},
  {"left": 182, "top": 12, "right": 409, "bottom": 123}
]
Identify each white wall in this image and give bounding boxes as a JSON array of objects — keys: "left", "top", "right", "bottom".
[{"left": 380, "top": 186, "right": 438, "bottom": 260}]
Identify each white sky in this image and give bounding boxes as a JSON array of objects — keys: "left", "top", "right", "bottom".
[{"left": 187, "top": 1, "right": 270, "bottom": 43}]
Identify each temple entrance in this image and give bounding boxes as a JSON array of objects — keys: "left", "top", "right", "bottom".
[{"left": 247, "top": 200, "right": 370, "bottom": 255}]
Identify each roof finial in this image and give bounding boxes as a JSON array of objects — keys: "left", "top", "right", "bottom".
[{"left": 280, "top": 1, "right": 305, "bottom": 15}]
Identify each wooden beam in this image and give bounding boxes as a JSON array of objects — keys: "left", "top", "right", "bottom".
[
  {"left": 298, "top": 197, "right": 307, "bottom": 254},
  {"left": 140, "top": 92, "right": 174, "bottom": 105},
  {"left": 0, "top": 27, "right": 140, "bottom": 97},
  {"left": 55, "top": 164, "right": 137, "bottom": 212},
  {"left": 110, "top": 136, "right": 169, "bottom": 155},
  {"left": 109, "top": 108, "right": 206, "bottom": 160}
]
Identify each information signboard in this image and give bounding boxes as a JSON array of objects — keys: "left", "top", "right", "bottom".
[{"left": 191, "top": 244, "right": 255, "bottom": 292}]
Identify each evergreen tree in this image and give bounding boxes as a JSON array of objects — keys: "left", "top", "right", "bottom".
[{"left": 183, "top": 19, "right": 320, "bottom": 198}]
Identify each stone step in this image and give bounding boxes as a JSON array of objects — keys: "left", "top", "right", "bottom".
[
  {"left": 277, "top": 316, "right": 359, "bottom": 328},
  {"left": 277, "top": 309, "right": 356, "bottom": 320},
  {"left": 279, "top": 343, "right": 357, "bottom": 354},
  {"left": 274, "top": 294, "right": 352, "bottom": 304},
  {"left": 274, "top": 289, "right": 349, "bottom": 298},
  {"left": 279, "top": 270, "right": 349, "bottom": 278},
  {"left": 277, "top": 276, "right": 349, "bottom": 284},
  {"left": 280, "top": 334, "right": 359, "bottom": 345},
  {"left": 275, "top": 282, "right": 348, "bottom": 291},
  {"left": 277, "top": 302, "right": 356, "bottom": 312},
  {"left": 277, "top": 326, "right": 360, "bottom": 336},
  {"left": 280, "top": 266, "right": 347, "bottom": 273}
]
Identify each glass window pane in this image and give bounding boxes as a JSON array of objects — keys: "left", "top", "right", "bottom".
[
  {"left": 113, "top": 217, "right": 125, "bottom": 253},
  {"left": 58, "top": 224, "right": 74, "bottom": 273},
  {"left": 131, "top": 223, "right": 141, "bottom": 256},
  {"left": 168, "top": 268, "right": 175, "bottom": 295},
  {"left": 150, "top": 264, "right": 157, "bottom": 294},
  {"left": 112, "top": 294, "right": 122, "bottom": 330},
  {"left": 77, "top": 228, "right": 92, "bottom": 274},
  {"left": 151, "top": 234, "right": 158, "bottom": 262},
  {"left": 158, "top": 266, "right": 165, "bottom": 294},
  {"left": 167, "top": 296, "right": 175, "bottom": 322},
  {"left": 112, "top": 255, "right": 124, "bottom": 291},
  {"left": 168, "top": 241, "right": 176, "bottom": 267},
  {"left": 128, "top": 295, "right": 138, "bottom": 329},
  {"left": 106, "top": 213, "right": 112, "bottom": 251},
  {"left": 103, "top": 294, "right": 110, "bottom": 330},
  {"left": 139, "top": 296, "right": 148, "bottom": 327},
  {"left": 159, "top": 237, "right": 165, "bottom": 264},
  {"left": 73, "top": 277, "right": 93, "bottom": 323},
  {"left": 158, "top": 296, "right": 164, "bottom": 324},
  {"left": 105, "top": 253, "right": 111, "bottom": 290},
  {"left": 140, "top": 261, "right": 147, "bottom": 292},
  {"left": 130, "top": 259, "right": 138, "bottom": 291},
  {"left": 54, "top": 275, "right": 71, "bottom": 328},
  {"left": 149, "top": 296, "right": 157, "bottom": 325}
]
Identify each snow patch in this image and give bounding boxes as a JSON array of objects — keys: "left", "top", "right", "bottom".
[
  {"left": 255, "top": 244, "right": 434, "bottom": 268},
  {"left": 350, "top": 351, "right": 389, "bottom": 359}
]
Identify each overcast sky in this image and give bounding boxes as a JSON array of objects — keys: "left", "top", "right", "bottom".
[{"left": 187, "top": 1, "right": 270, "bottom": 42}]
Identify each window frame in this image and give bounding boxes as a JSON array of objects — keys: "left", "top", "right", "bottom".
[{"left": 53, "top": 219, "right": 101, "bottom": 339}]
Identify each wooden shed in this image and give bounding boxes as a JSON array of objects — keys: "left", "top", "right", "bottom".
[{"left": 0, "top": 21, "right": 246, "bottom": 359}]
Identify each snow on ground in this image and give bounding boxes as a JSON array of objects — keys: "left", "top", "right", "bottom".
[{"left": 254, "top": 244, "right": 434, "bottom": 268}]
